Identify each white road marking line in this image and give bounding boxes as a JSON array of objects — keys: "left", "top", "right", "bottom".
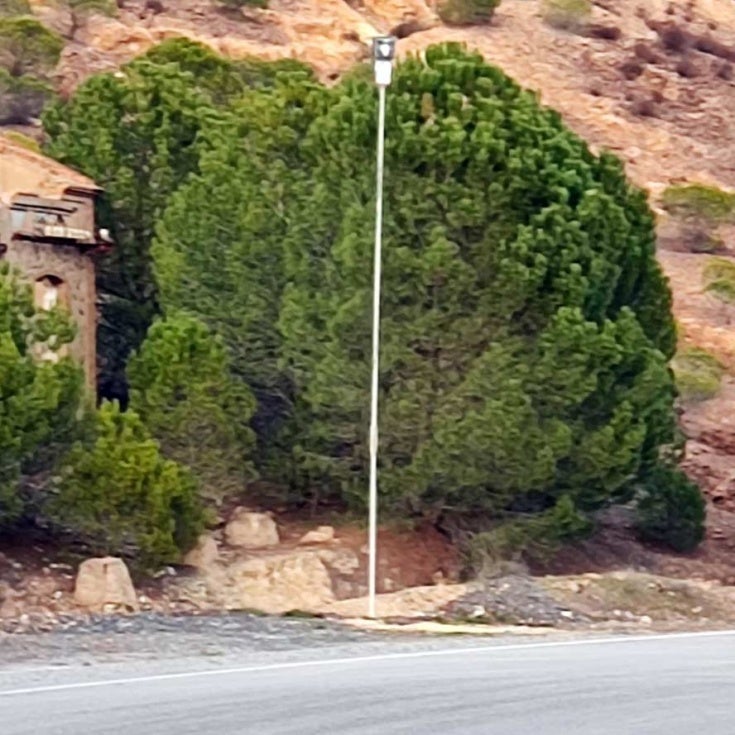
[{"left": 1, "top": 628, "right": 733, "bottom": 698}]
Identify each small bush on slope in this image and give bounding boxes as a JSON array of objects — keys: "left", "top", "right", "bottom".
[
  {"left": 542, "top": 0, "right": 592, "bottom": 32},
  {"left": 672, "top": 347, "right": 724, "bottom": 403},
  {"left": 438, "top": 0, "right": 501, "bottom": 26},
  {"left": 0, "top": 17, "right": 63, "bottom": 78},
  {"left": 636, "top": 464, "right": 706, "bottom": 553},
  {"left": 48, "top": 402, "right": 204, "bottom": 570}
]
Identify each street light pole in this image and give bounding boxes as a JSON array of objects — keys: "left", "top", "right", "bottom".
[{"left": 368, "top": 36, "right": 395, "bottom": 620}]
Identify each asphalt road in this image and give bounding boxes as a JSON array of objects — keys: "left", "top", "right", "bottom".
[{"left": 1, "top": 630, "right": 734, "bottom": 734}]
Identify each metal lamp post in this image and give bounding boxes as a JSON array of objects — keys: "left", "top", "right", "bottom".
[{"left": 368, "top": 36, "right": 396, "bottom": 620}]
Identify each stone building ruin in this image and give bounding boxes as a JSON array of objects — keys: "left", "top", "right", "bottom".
[{"left": 0, "top": 135, "right": 106, "bottom": 392}]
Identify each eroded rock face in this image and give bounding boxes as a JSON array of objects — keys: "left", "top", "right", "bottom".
[
  {"left": 224, "top": 552, "right": 335, "bottom": 613},
  {"left": 183, "top": 534, "right": 219, "bottom": 569},
  {"left": 73, "top": 557, "right": 139, "bottom": 613},
  {"left": 225, "top": 509, "right": 280, "bottom": 549},
  {"left": 299, "top": 525, "right": 335, "bottom": 545},
  {"left": 29, "top": 0, "right": 74, "bottom": 37}
]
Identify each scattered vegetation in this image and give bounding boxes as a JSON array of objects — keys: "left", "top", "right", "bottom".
[
  {"left": 703, "top": 257, "right": 735, "bottom": 304},
  {"left": 662, "top": 184, "right": 735, "bottom": 224},
  {"left": 437, "top": 0, "right": 500, "bottom": 26},
  {"left": 68, "top": 0, "right": 117, "bottom": 35},
  {"left": 0, "top": 128, "right": 41, "bottom": 151},
  {"left": 541, "top": 0, "right": 591, "bottom": 32},
  {"left": 0, "top": 67, "right": 53, "bottom": 123},
  {"left": 217, "top": 0, "right": 268, "bottom": 11},
  {"left": 672, "top": 347, "right": 724, "bottom": 402},
  {"left": 0, "top": 16, "right": 61, "bottom": 122},
  {"left": 0, "top": 0, "right": 31, "bottom": 17},
  {"left": 0, "top": 16, "right": 63, "bottom": 78}
]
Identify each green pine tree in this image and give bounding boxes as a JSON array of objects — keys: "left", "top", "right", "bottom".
[
  {"left": 153, "top": 68, "right": 324, "bottom": 465},
  {"left": 127, "top": 313, "right": 258, "bottom": 501},
  {"left": 0, "top": 264, "right": 84, "bottom": 528},
  {"left": 153, "top": 42, "right": 698, "bottom": 550},
  {"left": 42, "top": 59, "right": 223, "bottom": 401},
  {"left": 48, "top": 401, "right": 204, "bottom": 570}
]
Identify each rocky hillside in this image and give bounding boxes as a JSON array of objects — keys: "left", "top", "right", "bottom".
[{"left": 7, "top": 0, "right": 735, "bottom": 570}]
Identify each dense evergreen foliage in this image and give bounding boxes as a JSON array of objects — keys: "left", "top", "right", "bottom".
[
  {"left": 33, "top": 40, "right": 703, "bottom": 558},
  {"left": 153, "top": 65, "right": 320, "bottom": 465},
  {"left": 141, "top": 38, "right": 313, "bottom": 100},
  {"left": 43, "top": 59, "right": 218, "bottom": 401},
  {"left": 153, "top": 42, "right": 690, "bottom": 549},
  {"left": 128, "top": 314, "right": 257, "bottom": 500},
  {"left": 42, "top": 40, "right": 315, "bottom": 403}
]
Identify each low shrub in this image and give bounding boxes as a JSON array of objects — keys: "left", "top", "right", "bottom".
[
  {"left": 217, "top": 0, "right": 267, "bottom": 11},
  {"left": 541, "top": 0, "right": 591, "bottom": 32},
  {"left": 662, "top": 184, "right": 735, "bottom": 224},
  {"left": 658, "top": 23, "right": 691, "bottom": 53},
  {"left": 703, "top": 257, "right": 735, "bottom": 305},
  {"left": 467, "top": 495, "right": 592, "bottom": 570},
  {"left": 0, "top": 16, "right": 63, "bottom": 78},
  {"left": 636, "top": 464, "right": 705, "bottom": 553},
  {"left": 0, "top": 68, "right": 53, "bottom": 123},
  {"left": 67, "top": 0, "right": 116, "bottom": 36},
  {"left": 706, "top": 279, "right": 735, "bottom": 304},
  {"left": 0, "top": 128, "right": 40, "bottom": 150},
  {"left": 680, "top": 228, "right": 725, "bottom": 255},
  {"left": 68, "top": 0, "right": 116, "bottom": 13},
  {"left": 0, "top": 0, "right": 31, "bottom": 17},
  {"left": 438, "top": 0, "right": 500, "bottom": 26},
  {"left": 672, "top": 347, "right": 724, "bottom": 402},
  {"left": 47, "top": 402, "right": 205, "bottom": 571}
]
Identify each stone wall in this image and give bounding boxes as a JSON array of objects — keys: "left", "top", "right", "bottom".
[{"left": 3, "top": 239, "right": 97, "bottom": 392}]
